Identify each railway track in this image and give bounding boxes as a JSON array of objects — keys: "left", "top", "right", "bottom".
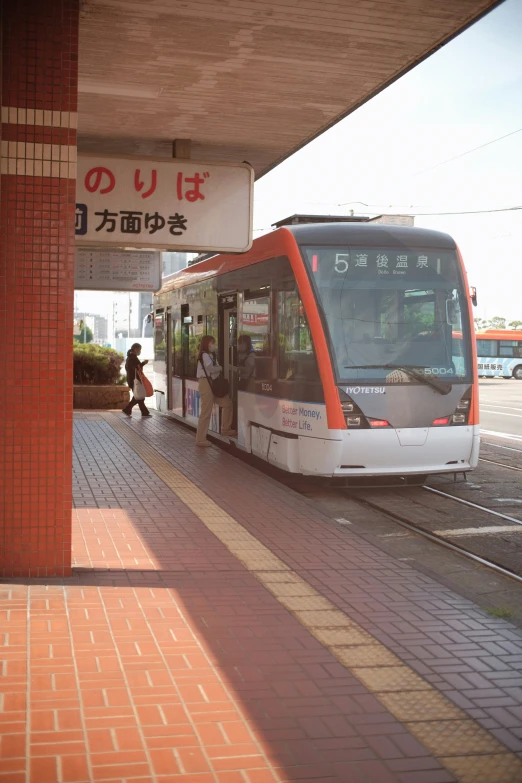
[
  {"left": 481, "top": 441, "right": 522, "bottom": 453},
  {"left": 212, "top": 423, "right": 522, "bottom": 585},
  {"left": 342, "top": 484, "right": 522, "bottom": 585},
  {"left": 479, "top": 457, "right": 522, "bottom": 471}
]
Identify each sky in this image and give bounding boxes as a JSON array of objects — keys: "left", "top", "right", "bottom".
[{"left": 77, "top": 0, "right": 522, "bottom": 325}]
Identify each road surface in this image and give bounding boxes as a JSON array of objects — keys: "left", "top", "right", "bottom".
[{"left": 479, "top": 378, "right": 522, "bottom": 441}]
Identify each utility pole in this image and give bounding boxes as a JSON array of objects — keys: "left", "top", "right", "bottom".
[
  {"left": 113, "top": 300, "right": 117, "bottom": 346},
  {"left": 128, "top": 293, "right": 131, "bottom": 339}
]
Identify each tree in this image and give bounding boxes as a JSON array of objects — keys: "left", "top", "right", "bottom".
[
  {"left": 488, "top": 316, "right": 507, "bottom": 330},
  {"left": 508, "top": 320, "right": 522, "bottom": 330},
  {"left": 74, "top": 324, "right": 94, "bottom": 343},
  {"left": 474, "top": 317, "right": 488, "bottom": 331}
]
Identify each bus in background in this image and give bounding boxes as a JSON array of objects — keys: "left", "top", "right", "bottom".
[
  {"left": 153, "top": 222, "right": 478, "bottom": 483},
  {"left": 142, "top": 312, "right": 154, "bottom": 339},
  {"left": 475, "top": 330, "right": 522, "bottom": 380}
]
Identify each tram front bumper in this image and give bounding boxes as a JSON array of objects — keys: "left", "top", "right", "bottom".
[{"left": 322, "top": 425, "right": 479, "bottom": 478}]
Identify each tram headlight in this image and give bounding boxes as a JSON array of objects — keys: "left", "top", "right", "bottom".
[
  {"left": 432, "top": 398, "right": 470, "bottom": 427},
  {"left": 451, "top": 393, "right": 471, "bottom": 424},
  {"left": 452, "top": 413, "right": 467, "bottom": 424},
  {"left": 340, "top": 398, "right": 369, "bottom": 428}
]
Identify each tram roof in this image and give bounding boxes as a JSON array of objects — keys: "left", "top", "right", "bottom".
[
  {"left": 284, "top": 223, "right": 457, "bottom": 248},
  {"left": 79, "top": 0, "right": 502, "bottom": 177},
  {"left": 156, "top": 223, "right": 458, "bottom": 295}
]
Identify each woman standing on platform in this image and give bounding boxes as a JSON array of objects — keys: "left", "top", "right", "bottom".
[
  {"left": 122, "top": 343, "right": 152, "bottom": 417},
  {"left": 196, "top": 335, "right": 236, "bottom": 446}
]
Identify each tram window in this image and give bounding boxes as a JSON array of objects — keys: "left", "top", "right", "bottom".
[
  {"left": 154, "top": 312, "right": 166, "bottom": 362},
  {"left": 186, "top": 324, "right": 199, "bottom": 377},
  {"left": 172, "top": 318, "right": 182, "bottom": 375},
  {"left": 180, "top": 322, "right": 198, "bottom": 377},
  {"left": 241, "top": 295, "right": 270, "bottom": 356},
  {"left": 402, "top": 290, "right": 436, "bottom": 338},
  {"left": 278, "top": 290, "right": 318, "bottom": 382},
  {"left": 205, "top": 314, "right": 218, "bottom": 340},
  {"left": 302, "top": 245, "right": 471, "bottom": 382}
]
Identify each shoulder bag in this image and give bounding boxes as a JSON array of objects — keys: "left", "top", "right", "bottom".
[
  {"left": 133, "top": 371, "right": 146, "bottom": 401},
  {"left": 199, "top": 356, "right": 229, "bottom": 398},
  {"left": 140, "top": 369, "right": 154, "bottom": 397}
]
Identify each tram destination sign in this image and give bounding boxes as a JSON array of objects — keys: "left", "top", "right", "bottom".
[
  {"left": 75, "top": 153, "right": 254, "bottom": 253},
  {"left": 74, "top": 248, "right": 161, "bottom": 292}
]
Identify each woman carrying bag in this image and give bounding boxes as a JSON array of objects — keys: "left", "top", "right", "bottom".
[
  {"left": 122, "top": 343, "right": 152, "bottom": 418},
  {"left": 196, "top": 335, "right": 236, "bottom": 446}
]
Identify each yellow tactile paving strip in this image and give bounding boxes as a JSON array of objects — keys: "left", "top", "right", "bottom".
[{"left": 108, "top": 415, "right": 522, "bottom": 783}]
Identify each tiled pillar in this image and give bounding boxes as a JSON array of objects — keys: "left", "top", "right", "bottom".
[{"left": 0, "top": 0, "right": 79, "bottom": 577}]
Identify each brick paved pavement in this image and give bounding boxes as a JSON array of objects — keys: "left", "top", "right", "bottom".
[{"left": 1, "top": 411, "right": 522, "bottom": 782}]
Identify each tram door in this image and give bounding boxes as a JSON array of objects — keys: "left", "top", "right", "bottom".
[
  {"left": 181, "top": 304, "right": 191, "bottom": 415},
  {"left": 166, "top": 307, "right": 173, "bottom": 409},
  {"left": 219, "top": 295, "right": 238, "bottom": 430}
]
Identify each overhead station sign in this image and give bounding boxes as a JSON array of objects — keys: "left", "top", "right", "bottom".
[
  {"left": 74, "top": 248, "right": 161, "bottom": 291},
  {"left": 75, "top": 153, "right": 254, "bottom": 253}
]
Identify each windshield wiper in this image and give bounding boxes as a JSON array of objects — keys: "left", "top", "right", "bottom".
[{"left": 344, "top": 364, "right": 452, "bottom": 395}]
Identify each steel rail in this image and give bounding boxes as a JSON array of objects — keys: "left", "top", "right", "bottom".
[{"left": 343, "top": 491, "right": 522, "bottom": 585}]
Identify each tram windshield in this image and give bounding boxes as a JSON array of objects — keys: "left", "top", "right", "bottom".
[{"left": 302, "top": 245, "right": 471, "bottom": 384}]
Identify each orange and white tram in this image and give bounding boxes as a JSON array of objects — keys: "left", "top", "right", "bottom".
[{"left": 153, "top": 222, "right": 478, "bottom": 482}]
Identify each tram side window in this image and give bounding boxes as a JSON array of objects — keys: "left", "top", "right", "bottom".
[
  {"left": 241, "top": 295, "right": 270, "bottom": 356},
  {"left": 499, "top": 340, "right": 522, "bottom": 358},
  {"left": 278, "top": 290, "right": 318, "bottom": 382},
  {"left": 186, "top": 323, "right": 199, "bottom": 377},
  {"left": 179, "top": 307, "right": 199, "bottom": 378},
  {"left": 172, "top": 318, "right": 182, "bottom": 375},
  {"left": 205, "top": 314, "right": 218, "bottom": 341},
  {"left": 476, "top": 339, "right": 496, "bottom": 356},
  {"left": 154, "top": 312, "right": 166, "bottom": 362}
]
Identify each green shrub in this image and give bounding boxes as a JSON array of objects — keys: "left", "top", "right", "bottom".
[{"left": 73, "top": 344, "right": 125, "bottom": 385}]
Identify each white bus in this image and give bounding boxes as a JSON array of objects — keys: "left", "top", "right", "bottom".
[{"left": 475, "top": 330, "right": 522, "bottom": 379}]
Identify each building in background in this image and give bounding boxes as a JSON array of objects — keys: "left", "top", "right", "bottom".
[
  {"left": 73, "top": 311, "right": 108, "bottom": 344},
  {"left": 86, "top": 315, "right": 108, "bottom": 343},
  {"left": 162, "top": 251, "right": 195, "bottom": 277},
  {"left": 112, "top": 292, "right": 140, "bottom": 340},
  {"left": 272, "top": 213, "right": 415, "bottom": 228}
]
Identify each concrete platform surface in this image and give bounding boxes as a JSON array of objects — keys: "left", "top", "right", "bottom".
[{"left": 1, "top": 411, "right": 522, "bottom": 783}]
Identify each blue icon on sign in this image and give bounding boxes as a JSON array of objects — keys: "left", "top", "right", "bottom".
[{"left": 75, "top": 204, "right": 87, "bottom": 235}]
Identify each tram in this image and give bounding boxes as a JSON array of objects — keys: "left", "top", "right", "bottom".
[{"left": 153, "top": 222, "right": 478, "bottom": 482}]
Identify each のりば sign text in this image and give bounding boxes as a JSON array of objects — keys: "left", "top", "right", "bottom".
[{"left": 75, "top": 154, "right": 254, "bottom": 253}]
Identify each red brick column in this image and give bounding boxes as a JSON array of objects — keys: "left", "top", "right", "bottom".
[{"left": 0, "top": 0, "right": 79, "bottom": 577}]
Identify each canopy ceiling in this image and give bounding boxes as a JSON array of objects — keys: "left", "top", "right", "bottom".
[{"left": 78, "top": 0, "right": 502, "bottom": 176}]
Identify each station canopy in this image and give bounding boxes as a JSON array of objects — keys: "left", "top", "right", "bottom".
[{"left": 78, "top": 0, "right": 501, "bottom": 177}]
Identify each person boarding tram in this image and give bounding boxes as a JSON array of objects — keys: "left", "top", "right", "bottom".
[{"left": 196, "top": 335, "right": 237, "bottom": 446}]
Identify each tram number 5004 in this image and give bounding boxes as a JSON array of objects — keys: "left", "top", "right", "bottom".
[{"left": 334, "top": 254, "right": 349, "bottom": 274}]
